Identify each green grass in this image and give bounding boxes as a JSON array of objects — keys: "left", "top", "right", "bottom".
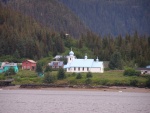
[
  {"left": 0, "top": 69, "right": 148, "bottom": 87},
  {"left": 63, "top": 70, "right": 148, "bottom": 87},
  {"left": 12, "top": 70, "right": 43, "bottom": 84}
]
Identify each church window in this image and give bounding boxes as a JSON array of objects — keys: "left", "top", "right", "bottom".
[
  {"left": 78, "top": 67, "right": 80, "bottom": 71},
  {"left": 74, "top": 67, "right": 76, "bottom": 71},
  {"left": 83, "top": 67, "right": 84, "bottom": 71},
  {"left": 87, "top": 67, "right": 89, "bottom": 71}
]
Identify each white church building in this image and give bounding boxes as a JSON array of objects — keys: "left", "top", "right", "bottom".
[{"left": 64, "top": 50, "right": 104, "bottom": 73}]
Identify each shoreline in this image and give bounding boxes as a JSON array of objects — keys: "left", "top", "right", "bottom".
[{"left": 0, "top": 85, "right": 150, "bottom": 93}]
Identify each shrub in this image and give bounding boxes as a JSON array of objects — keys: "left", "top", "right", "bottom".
[
  {"left": 72, "top": 72, "right": 76, "bottom": 76},
  {"left": 134, "top": 71, "right": 141, "bottom": 76},
  {"left": 86, "top": 72, "right": 92, "bottom": 78},
  {"left": 45, "top": 65, "right": 52, "bottom": 72},
  {"left": 146, "top": 77, "right": 150, "bottom": 88},
  {"left": 85, "top": 78, "right": 92, "bottom": 85},
  {"left": 57, "top": 68, "right": 66, "bottom": 80},
  {"left": 67, "top": 74, "right": 71, "bottom": 77},
  {"left": 100, "top": 79, "right": 108, "bottom": 85},
  {"left": 76, "top": 73, "right": 82, "bottom": 79},
  {"left": 4, "top": 68, "right": 16, "bottom": 76},
  {"left": 130, "top": 79, "right": 138, "bottom": 86},
  {"left": 0, "top": 74, "right": 5, "bottom": 80},
  {"left": 69, "top": 79, "right": 77, "bottom": 85},
  {"left": 124, "top": 68, "right": 135, "bottom": 76},
  {"left": 43, "top": 72, "right": 56, "bottom": 84},
  {"left": 124, "top": 68, "right": 141, "bottom": 76},
  {"left": 114, "top": 80, "right": 123, "bottom": 86},
  {"left": 104, "top": 68, "right": 110, "bottom": 71}
]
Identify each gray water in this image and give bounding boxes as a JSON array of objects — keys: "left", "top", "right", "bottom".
[{"left": 0, "top": 89, "right": 150, "bottom": 113}]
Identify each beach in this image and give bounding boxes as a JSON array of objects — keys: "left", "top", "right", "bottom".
[{"left": 1, "top": 85, "right": 150, "bottom": 93}]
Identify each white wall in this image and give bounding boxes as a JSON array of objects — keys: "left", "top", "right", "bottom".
[
  {"left": 67, "top": 55, "right": 75, "bottom": 63},
  {"left": 67, "top": 67, "right": 88, "bottom": 73},
  {"left": 66, "top": 67, "right": 104, "bottom": 73},
  {"left": 90, "top": 68, "right": 104, "bottom": 73}
]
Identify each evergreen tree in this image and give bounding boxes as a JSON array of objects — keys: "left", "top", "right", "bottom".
[
  {"left": 57, "top": 68, "right": 66, "bottom": 80},
  {"left": 36, "top": 62, "right": 43, "bottom": 73},
  {"left": 45, "top": 65, "right": 52, "bottom": 72},
  {"left": 43, "top": 72, "right": 55, "bottom": 84},
  {"left": 109, "top": 51, "right": 123, "bottom": 70},
  {"left": 76, "top": 73, "right": 82, "bottom": 79},
  {"left": 13, "top": 50, "right": 20, "bottom": 59},
  {"left": 86, "top": 72, "right": 92, "bottom": 78}
]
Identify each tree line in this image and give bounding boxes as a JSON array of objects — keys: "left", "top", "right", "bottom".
[{"left": 79, "top": 31, "right": 150, "bottom": 67}]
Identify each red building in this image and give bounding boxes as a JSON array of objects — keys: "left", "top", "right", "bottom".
[{"left": 22, "top": 60, "right": 36, "bottom": 71}]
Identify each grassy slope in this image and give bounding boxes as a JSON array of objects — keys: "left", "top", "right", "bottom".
[
  {"left": 12, "top": 70, "right": 42, "bottom": 84},
  {"left": 0, "top": 70, "right": 147, "bottom": 87},
  {"left": 55, "top": 71, "right": 147, "bottom": 87}
]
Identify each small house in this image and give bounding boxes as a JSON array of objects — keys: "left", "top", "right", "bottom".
[
  {"left": 48, "top": 61, "right": 64, "bottom": 69},
  {"left": 0, "top": 62, "right": 4, "bottom": 73},
  {"left": 22, "top": 60, "right": 36, "bottom": 71},
  {"left": 146, "top": 65, "right": 150, "bottom": 68},
  {"left": 138, "top": 65, "right": 150, "bottom": 74},
  {"left": 53, "top": 55, "right": 63, "bottom": 61},
  {"left": 53, "top": 55, "right": 68, "bottom": 62},
  {"left": 0, "top": 62, "right": 18, "bottom": 73}
]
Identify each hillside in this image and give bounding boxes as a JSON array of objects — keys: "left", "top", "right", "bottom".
[
  {"left": 1, "top": 0, "right": 89, "bottom": 38},
  {"left": 59, "top": 0, "right": 150, "bottom": 36},
  {"left": 0, "top": 1, "right": 149, "bottom": 67},
  {"left": 0, "top": 3, "right": 67, "bottom": 59}
]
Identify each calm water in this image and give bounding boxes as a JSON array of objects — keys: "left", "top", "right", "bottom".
[{"left": 0, "top": 89, "right": 150, "bottom": 113}]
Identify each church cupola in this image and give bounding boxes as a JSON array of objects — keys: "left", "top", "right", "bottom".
[
  {"left": 85, "top": 53, "right": 88, "bottom": 60},
  {"left": 96, "top": 57, "right": 99, "bottom": 62},
  {"left": 68, "top": 48, "right": 75, "bottom": 63},
  {"left": 69, "top": 48, "right": 74, "bottom": 56}
]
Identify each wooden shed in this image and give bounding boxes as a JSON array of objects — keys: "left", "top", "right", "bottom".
[{"left": 22, "top": 60, "right": 36, "bottom": 71}]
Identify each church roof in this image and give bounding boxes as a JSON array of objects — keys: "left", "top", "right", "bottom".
[
  {"left": 92, "top": 61, "right": 103, "bottom": 68},
  {"left": 64, "top": 59, "right": 103, "bottom": 68},
  {"left": 70, "top": 59, "right": 93, "bottom": 67}
]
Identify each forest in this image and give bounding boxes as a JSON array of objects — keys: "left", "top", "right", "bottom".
[
  {"left": 1, "top": 0, "right": 89, "bottom": 38},
  {"left": 0, "top": 3, "right": 65, "bottom": 60},
  {"left": 59, "top": 0, "right": 150, "bottom": 36},
  {"left": 79, "top": 32, "right": 150, "bottom": 67},
  {"left": 0, "top": 2, "right": 150, "bottom": 68}
]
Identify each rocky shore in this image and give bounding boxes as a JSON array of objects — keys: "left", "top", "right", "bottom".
[
  {"left": 20, "top": 84, "right": 110, "bottom": 89},
  {"left": 0, "top": 84, "right": 150, "bottom": 93}
]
